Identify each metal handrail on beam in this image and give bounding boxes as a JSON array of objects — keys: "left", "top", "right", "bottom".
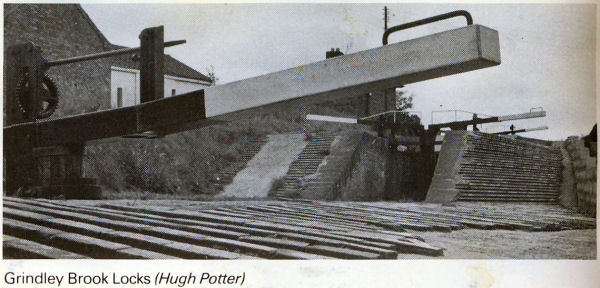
[{"left": 383, "top": 10, "right": 473, "bottom": 45}]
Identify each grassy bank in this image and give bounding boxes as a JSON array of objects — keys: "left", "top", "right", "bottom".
[{"left": 83, "top": 101, "right": 365, "bottom": 199}]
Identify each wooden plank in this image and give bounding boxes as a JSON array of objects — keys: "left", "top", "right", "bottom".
[
  {"left": 10, "top": 199, "right": 443, "bottom": 257},
  {"left": 211, "top": 207, "right": 353, "bottom": 232},
  {"left": 274, "top": 249, "right": 336, "bottom": 260},
  {"left": 88, "top": 204, "right": 280, "bottom": 236},
  {"left": 242, "top": 205, "right": 388, "bottom": 232},
  {"left": 329, "top": 202, "right": 469, "bottom": 228},
  {"left": 3, "top": 235, "right": 90, "bottom": 259},
  {"left": 4, "top": 201, "right": 155, "bottom": 232},
  {"left": 165, "top": 242, "right": 245, "bottom": 259},
  {"left": 3, "top": 218, "right": 150, "bottom": 259},
  {"left": 278, "top": 202, "right": 441, "bottom": 231},
  {"left": 98, "top": 203, "right": 249, "bottom": 225},
  {"left": 128, "top": 225, "right": 277, "bottom": 258},
  {"left": 116, "top": 247, "right": 179, "bottom": 259},
  {"left": 333, "top": 242, "right": 398, "bottom": 259},
  {"left": 5, "top": 199, "right": 251, "bottom": 239},
  {"left": 447, "top": 204, "right": 595, "bottom": 228},
  {"left": 250, "top": 205, "right": 383, "bottom": 230},
  {"left": 3, "top": 217, "right": 64, "bottom": 240},
  {"left": 88, "top": 204, "right": 281, "bottom": 236},
  {"left": 199, "top": 236, "right": 279, "bottom": 258},
  {"left": 217, "top": 207, "right": 365, "bottom": 231},
  {"left": 304, "top": 245, "right": 381, "bottom": 259},
  {"left": 84, "top": 228, "right": 244, "bottom": 260},
  {"left": 394, "top": 238, "right": 444, "bottom": 257},
  {"left": 297, "top": 229, "right": 398, "bottom": 250},
  {"left": 4, "top": 201, "right": 273, "bottom": 259},
  {"left": 44, "top": 232, "right": 126, "bottom": 257},
  {"left": 337, "top": 203, "right": 501, "bottom": 230},
  {"left": 238, "top": 236, "right": 311, "bottom": 250},
  {"left": 6, "top": 91, "right": 207, "bottom": 146},
  {"left": 4, "top": 207, "right": 114, "bottom": 238},
  {"left": 274, "top": 231, "right": 397, "bottom": 258},
  {"left": 100, "top": 231, "right": 243, "bottom": 259},
  {"left": 349, "top": 202, "right": 512, "bottom": 230}
]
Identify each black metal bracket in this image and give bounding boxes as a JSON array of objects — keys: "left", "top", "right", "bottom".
[{"left": 383, "top": 10, "right": 473, "bottom": 45}]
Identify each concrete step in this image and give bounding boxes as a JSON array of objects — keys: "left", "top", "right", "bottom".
[
  {"left": 461, "top": 179, "right": 560, "bottom": 188},
  {"left": 459, "top": 166, "right": 561, "bottom": 176},
  {"left": 457, "top": 196, "right": 558, "bottom": 203},
  {"left": 461, "top": 160, "right": 561, "bottom": 171},
  {"left": 456, "top": 186, "right": 559, "bottom": 195},
  {"left": 462, "top": 182, "right": 560, "bottom": 190}
]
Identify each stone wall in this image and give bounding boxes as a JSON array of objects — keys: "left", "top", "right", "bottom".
[
  {"left": 564, "top": 137, "right": 597, "bottom": 216},
  {"left": 339, "top": 133, "right": 387, "bottom": 201},
  {"left": 425, "top": 131, "right": 469, "bottom": 202},
  {"left": 297, "top": 131, "right": 369, "bottom": 200},
  {"left": 301, "top": 130, "right": 427, "bottom": 201},
  {"left": 4, "top": 4, "right": 113, "bottom": 118}
]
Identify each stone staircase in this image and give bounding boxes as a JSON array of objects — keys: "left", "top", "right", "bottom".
[
  {"left": 213, "top": 136, "right": 268, "bottom": 191},
  {"left": 455, "top": 132, "right": 562, "bottom": 203},
  {"left": 270, "top": 134, "right": 337, "bottom": 199}
]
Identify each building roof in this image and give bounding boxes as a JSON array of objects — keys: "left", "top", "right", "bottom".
[{"left": 108, "top": 44, "right": 212, "bottom": 83}]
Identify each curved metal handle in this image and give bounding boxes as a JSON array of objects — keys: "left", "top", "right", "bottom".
[{"left": 383, "top": 10, "right": 473, "bottom": 45}]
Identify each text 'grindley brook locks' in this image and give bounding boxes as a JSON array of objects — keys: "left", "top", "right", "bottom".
[{"left": 4, "top": 272, "right": 246, "bottom": 287}]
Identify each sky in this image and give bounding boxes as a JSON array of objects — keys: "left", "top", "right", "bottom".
[{"left": 82, "top": 3, "right": 597, "bottom": 140}]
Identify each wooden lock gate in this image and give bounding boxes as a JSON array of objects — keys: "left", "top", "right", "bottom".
[{"left": 4, "top": 11, "right": 502, "bottom": 198}]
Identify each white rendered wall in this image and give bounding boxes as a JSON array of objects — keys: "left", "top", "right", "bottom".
[{"left": 110, "top": 66, "right": 210, "bottom": 108}]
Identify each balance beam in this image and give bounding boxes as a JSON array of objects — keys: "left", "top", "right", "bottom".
[
  {"left": 306, "top": 115, "right": 358, "bottom": 124},
  {"left": 492, "top": 125, "right": 549, "bottom": 135},
  {"left": 429, "top": 110, "right": 545, "bottom": 130},
  {"left": 4, "top": 25, "right": 500, "bottom": 146},
  {"left": 497, "top": 111, "right": 546, "bottom": 122},
  {"left": 208, "top": 24, "right": 500, "bottom": 120}
]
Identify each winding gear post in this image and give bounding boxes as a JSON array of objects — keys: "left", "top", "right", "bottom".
[{"left": 4, "top": 27, "right": 167, "bottom": 198}]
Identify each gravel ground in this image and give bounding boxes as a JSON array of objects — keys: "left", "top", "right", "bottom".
[{"left": 397, "top": 228, "right": 596, "bottom": 259}]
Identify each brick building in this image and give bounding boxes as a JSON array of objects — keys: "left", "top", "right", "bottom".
[{"left": 4, "top": 4, "right": 212, "bottom": 119}]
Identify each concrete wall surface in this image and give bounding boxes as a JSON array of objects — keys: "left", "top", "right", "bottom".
[{"left": 425, "top": 131, "right": 469, "bottom": 203}]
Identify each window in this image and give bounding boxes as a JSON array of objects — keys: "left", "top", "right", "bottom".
[
  {"left": 171, "top": 89, "right": 177, "bottom": 96},
  {"left": 117, "top": 87, "right": 123, "bottom": 107}
]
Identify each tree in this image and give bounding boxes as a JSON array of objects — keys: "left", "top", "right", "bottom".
[
  {"left": 395, "top": 89, "right": 420, "bottom": 124},
  {"left": 395, "top": 89, "right": 413, "bottom": 111}
]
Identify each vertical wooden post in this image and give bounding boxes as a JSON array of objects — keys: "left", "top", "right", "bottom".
[
  {"left": 418, "top": 129, "right": 439, "bottom": 200},
  {"left": 5, "top": 43, "right": 44, "bottom": 125},
  {"left": 383, "top": 87, "right": 396, "bottom": 111},
  {"left": 27, "top": 66, "right": 43, "bottom": 123},
  {"left": 358, "top": 93, "right": 370, "bottom": 118},
  {"left": 139, "top": 26, "right": 164, "bottom": 103},
  {"left": 4, "top": 43, "right": 44, "bottom": 194}
]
